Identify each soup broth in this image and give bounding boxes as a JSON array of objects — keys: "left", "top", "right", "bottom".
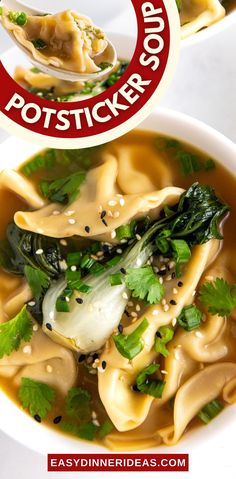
[{"left": 0, "top": 130, "right": 235, "bottom": 450}]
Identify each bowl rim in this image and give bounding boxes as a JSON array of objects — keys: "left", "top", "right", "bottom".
[
  {"left": 182, "top": 9, "right": 236, "bottom": 47},
  {"left": 0, "top": 107, "right": 235, "bottom": 455}
]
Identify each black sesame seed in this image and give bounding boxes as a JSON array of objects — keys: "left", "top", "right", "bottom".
[
  {"left": 102, "top": 360, "right": 107, "bottom": 370},
  {"left": 118, "top": 324, "right": 124, "bottom": 333},
  {"left": 156, "top": 331, "right": 162, "bottom": 338},
  {"left": 102, "top": 219, "right": 108, "bottom": 227},
  {"left": 76, "top": 298, "right": 83, "bottom": 304},
  {"left": 102, "top": 244, "right": 110, "bottom": 254},
  {"left": 46, "top": 323, "right": 52, "bottom": 331},
  {"left": 132, "top": 384, "right": 140, "bottom": 392},
  {"left": 53, "top": 416, "right": 62, "bottom": 425},
  {"left": 101, "top": 210, "right": 107, "bottom": 219},
  {"left": 34, "top": 414, "right": 41, "bottom": 423},
  {"left": 85, "top": 226, "right": 90, "bottom": 233},
  {"left": 78, "top": 354, "right": 86, "bottom": 363},
  {"left": 170, "top": 299, "right": 177, "bottom": 305},
  {"left": 120, "top": 268, "right": 126, "bottom": 274},
  {"left": 124, "top": 310, "right": 130, "bottom": 317},
  {"left": 158, "top": 269, "right": 167, "bottom": 276},
  {"left": 178, "top": 281, "right": 183, "bottom": 287},
  {"left": 171, "top": 272, "right": 176, "bottom": 279}
]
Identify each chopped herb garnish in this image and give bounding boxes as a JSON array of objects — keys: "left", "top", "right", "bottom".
[
  {"left": 40, "top": 171, "right": 86, "bottom": 204},
  {"left": 66, "top": 252, "right": 82, "bottom": 267},
  {"left": 170, "top": 239, "right": 191, "bottom": 264},
  {"left": 177, "top": 304, "right": 202, "bottom": 331},
  {"left": 155, "top": 326, "right": 174, "bottom": 357},
  {"left": 113, "top": 318, "right": 149, "bottom": 360},
  {"left": 135, "top": 364, "right": 165, "bottom": 398},
  {"left": 65, "top": 269, "right": 92, "bottom": 294},
  {"left": 65, "top": 387, "right": 91, "bottom": 421},
  {"left": 99, "top": 62, "right": 113, "bottom": 70},
  {"left": 8, "top": 11, "right": 27, "bottom": 25},
  {"left": 98, "top": 419, "right": 114, "bottom": 438},
  {"left": 204, "top": 159, "right": 215, "bottom": 171},
  {"left": 176, "top": 150, "right": 201, "bottom": 176},
  {"left": 32, "top": 38, "right": 47, "bottom": 50},
  {"left": 24, "top": 265, "right": 50, "bottom": 301},
  {"left": 116, "top": 223, "right": 135, "bottom": 241},
  {"left": 0, "top": 306, "right": 32, "bottom": 359},
  {"left": 125, "top": 266, "right": 165, "bottom": 304},
  {"left": 61, "top": 422, "right": 98, "bottom": 441},
  {"left": 198, "top": 399, "right": 223, "bottom": 424},
  {"left": 19, "top": 378, "right": 56, "bottom": 419},
  {"left": 199, "top": 278, "right": 236, "bottom": 316},
  {"left": 109, "top": 273, "right": 123, "bottom": 286}
]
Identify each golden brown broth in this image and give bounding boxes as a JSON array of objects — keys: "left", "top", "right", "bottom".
[{"left": 0, "top": 130, "right": 236, "bottom": 449}]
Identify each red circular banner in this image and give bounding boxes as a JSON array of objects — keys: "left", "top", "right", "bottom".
[{"left": 0, "top": 1, "right": 180, "bottom": 147}]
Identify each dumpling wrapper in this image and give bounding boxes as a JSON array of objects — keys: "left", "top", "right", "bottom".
[
  {"left": 15, "top": 154, "right": 181, "bottom": 241},
  {"left": 98, "top": 239, "right": 219, "bottom": 432},
  {"left": 181, "top": 0, "right": 225, "bottom": 38},
  {"left": 2, "top": 9, "right": 107, "bottom": 74}
]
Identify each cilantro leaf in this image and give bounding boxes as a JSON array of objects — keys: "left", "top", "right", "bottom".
[
  {"left": 40, "top": 171, "right": 86, "bottom": 204},
  {"left": 199, "top": 278, "right": 236, "bottom": 316},
  {"left": 125, "top": 266, "right": 165, "bottom": 304},
  {"left": 113, "top": 318, "right": 149, "bottom": 360},
  {"left": 135, "top": 363, "right": 166, "bottom": 398},
  {"left": 0, "top": 306, "right": 33, "bottom": 359},
  {"left": 61, "top": 421, "right": 98, "bottom": 441},
  {"left": 24, "top": 265, "right": 50, "bottom": 301},
  {"left": 98, "top": 419, "right": 114, "bottom": 438},
  {"left": 65, "top": 387, "right": 91, "bottom": 420},
  {"left": 19, "top": 378, "right": 56, "bottom": 419}
]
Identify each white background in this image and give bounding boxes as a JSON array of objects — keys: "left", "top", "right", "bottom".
[{"left": 0, "top": 1, "right": 236, "bottom": 478}]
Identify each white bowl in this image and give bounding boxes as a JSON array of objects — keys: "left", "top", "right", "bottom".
[
  {"left": 0, "top": 107, "right": 235, "bottom": 455},
  {"left": 182, "top": 9, "right": 236, "bottom": 47}
]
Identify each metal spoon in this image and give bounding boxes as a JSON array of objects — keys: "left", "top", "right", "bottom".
[{"left": 0, "top": 0, "right": 117, "bottom": 82}]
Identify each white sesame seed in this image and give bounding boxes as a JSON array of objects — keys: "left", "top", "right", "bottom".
[
  {"left": 122, "top": 292, "right": 129, "bottom": 300},
  {"left": 173, "top": 288, "right": 178, "bottom": 295},
  {"left": 46, "top": 365, "right": 53, "bottom": 373},
  {"left": 107, "top": 210, "right": 113, "bottom": 217},
  {"left": 49, "top": 311, "right": 54, "bottom": 320},
  {"left": 68, "top": 218, "right": 76, "bottom": 225},
  {"left": 131, "top": 312, "right": 138, "bottom": 318},
  {"left": 163, "top": 304, "right": 169, "bottom": 312},
  {"left": 60, "top": 239, "right": 68, "bottom": 246},
  {"left": 111, "top": 231, "right": 116, "bottom": 239},
  {"left": 161, "top": 299, "right": 167, "bottom": 306},
  {"left": 65, "top": 297, "right": 70, "bottom": 303},
  {"left": 152, "top": 310, "right": 159, "bottom": 316},
  {"left": 128, "top": 301, "right": 134, "bottom": 307},
  {"left": 172, "top": 318, "right": 177, "bottom": 327},
  {"left": 92, "top": 411, "right": 97, "bottom": 419},
  {"left": 136, "top": 234, "right": 142, "bottom": 241},
  {"left": 37, "top": 228, "right": 44, "bottom": 234},
  {"left": 161, "top": 370, "right": 168, "bottom": 375},
  {"left": 23, "top": 345, "right": 32, "bottom": 354},
  {"left": 159, "top": 277, "right": 164, "bottom": 284},
  {"left": 159, "top": 256, "right": 164, "bottom": 263},
  {"left": 168, "top": 261, "right": 176, "bottom": 269},
  {"left": 65, "top": 210, "right": 75, "bottom": 216},
  {"left": 71, "top": 265, "right": 77, "bottom": 272},
  {"left": 205, "top": 275, "right": 214, "bottom": 281},
  {"left": 33, "top": 324, "right": 39, "bottom": 332},
  {"left": 52, "top": 210, "right": 60, "bottom": 216},
  {"left": 28, "top": 301, "right": 36, "bottom": 307},
  {"left": 120, "top": 239, "right": 128, "bottom": 244},
  {"left": 97, "top": 251, "right": 104, "bottom": 257},
  {"left": 108, "top": 200, "right": 117, "bottom": 206},
  {"left": 35, "top": 249, "right": 43, "bottom": 255},
  {"left": 113, "top": 211, "right": 120, "bottom": 219},
  {"left": 59, "top": 259, "right": 68, "bottom": 271},
  {"left": 195, "top": 331, "right": 203, "bottom": 338},
  {"left": 192, "top": 290, "right": 196, "bottom": 297},
  {"left": 154, "top": 267, "right": 159, "bottom": 273},
  {"left": 119, "top": 198, "right": 125, "bottom": 206},
  {"left": 136, "top": 304, "right": 141, "bottom": 312},
  {"left": 92, "top": 419, "right": 100, "bottom": 427},
  {"left": 136, "top": 259, "right": 142, "bottom": 266},
  {"left": 116, "top": 248, "right": 122, "bottom": 254},
  {"left": 131, "top": 317, "right": 138, "bottom": 323},
  {"left": 166, "top": 275, "right": 172, "bottom": 282}
]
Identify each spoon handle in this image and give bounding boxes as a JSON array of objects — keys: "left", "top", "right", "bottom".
[{"left": 2, "top": 0, "right": 48, "bottom": 15}]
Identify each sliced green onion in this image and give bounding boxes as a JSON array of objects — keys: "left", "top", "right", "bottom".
[
  {"left": 198, "top": 399, "right": 223, "bottom": 424},
  {"left": 109, "top": 273, "right": 122, "bottom": 286},
  {"left": 67, "top": 252, "right": 82, "bottom": 267},
  {"left": 177, "top": 305, "right": 202, "bottom": 331},
  {"left": 171, "top": 239, "right": 191, "bottom": 263},
  {"left": 155, "top": 326, "right": 174, "bottom": 357},
  {"left": 204, "top": 159, "right": 215, "bottom": 171},
  {"left": 32, "top": 38, "right": 47, "bottom": 50},
  {"left": 107, "top": 255, "right": 121, "bottom": 267},
  {"left": 80, "top": 254, "right": 95, "bottom": 270},
  {"left": 116, "top": 223, "right": 135, "bottom": 241},
  {"left": 156, "top": 237, "right": 170, "bottom": 254},
  {"left": 135, "top": 363, "right": 165, "bottom": 398},
  {"left": 90, "top": 262, "right": 106, "bottom": 276},
  {"left": 56, "top": 288, "right": 73, "bottom": 313},
  {"left": 113, "top": 318, "right": 149, "bottom": 360}
]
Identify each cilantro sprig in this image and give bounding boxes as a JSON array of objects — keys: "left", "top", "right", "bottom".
[
  {"left": 125, "top": 266, "right": 165, "bottom": 304},
  {"left": 19, "top": 378, "right": 56, "bottom": 419},
  {"left": 199, "top": 278, "right": 236, "bottom": 316},
  {"left": 0, "top": 306, "right": 33, "bottom": 359},
  {"left": 40, "top": 171, "right": 86, "bottom": 204},
  {"left": 24, "top": 265, "right": 50, "bottom": 302}
]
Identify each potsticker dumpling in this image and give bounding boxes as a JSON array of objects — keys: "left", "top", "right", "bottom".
[
  {"left": 180, "top": 0, "right": 225, "bottom": 38},
  {"left": 2, "top": 9, "right": 108, "bottom": 73}
]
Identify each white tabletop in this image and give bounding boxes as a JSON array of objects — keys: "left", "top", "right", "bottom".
[{"left": 0, "top": 4, "right": 236, "bottom": 479}]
